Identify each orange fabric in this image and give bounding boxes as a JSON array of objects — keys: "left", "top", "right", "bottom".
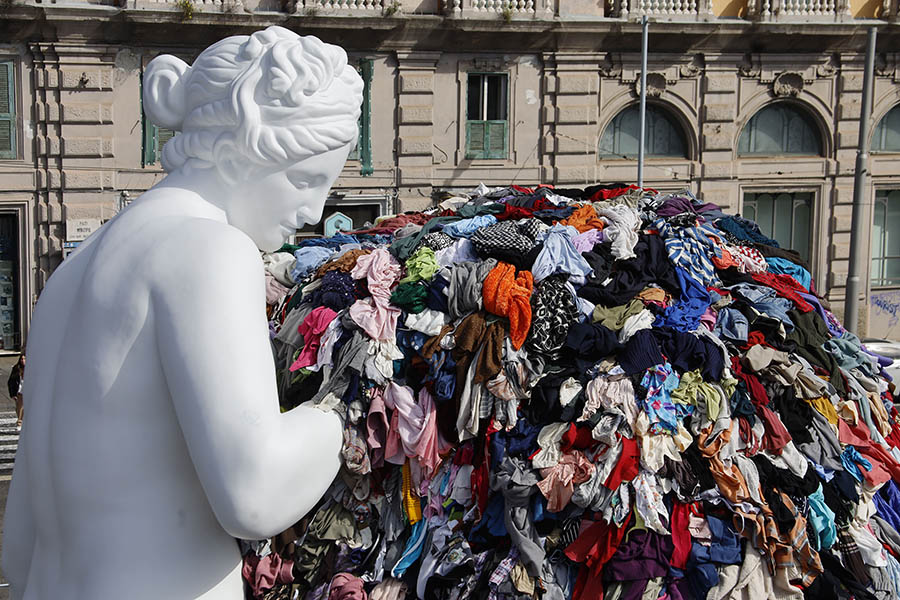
[
  {"left": 559, "top": 204, "right": 605, "bottom": 233},
  {"left": 483, "top": 262, "right": 534, "bottom": 350}
]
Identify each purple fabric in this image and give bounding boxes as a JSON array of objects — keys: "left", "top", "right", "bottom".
[
  {"left": 656, "top": 196, "right": 722, "bottom": 218},
  {"left": 603, "top": 529, "right": 673, "bottom": 600}
]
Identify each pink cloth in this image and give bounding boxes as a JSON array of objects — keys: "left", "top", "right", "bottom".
[
  {"left": 349, "top": 248, "right": 402, "bottom": 341},
  {"left": 700, "top": 306, "right": 717, "bottom": 331},
  {"left": 571, "top": 228, "right": 604, "bottom": 253},
  {"left": 289, "top": 306, "right": 338, "bottom": 372},
  {"left": 242, "top": 553, "right": 295, "bottom": 598},
  {"left": 366, "top": 387, "right": 390, "bottom": 469},
  {"left": 329, "top": 573, "right": 368, "bottom": 600},
  {"left": 382, "top": 382, "right": 443, "bottom": 477},
  {"left": 537, "top": 450, "right": 595, "bottom": 512},
  {"left": 264, "top": 272, "right": 291, "bottom": 305}
]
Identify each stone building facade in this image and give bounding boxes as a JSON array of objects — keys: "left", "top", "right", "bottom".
[{"left": 0, "top": 0, "right": 899, "bottom": 348}]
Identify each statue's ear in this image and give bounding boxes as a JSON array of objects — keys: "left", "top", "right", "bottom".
[
  {"left": 213, "top": 137, "right": 244, "bottom": 186},
  {"left": 143, "top": 55, "right": 190, "bottom": 131}
]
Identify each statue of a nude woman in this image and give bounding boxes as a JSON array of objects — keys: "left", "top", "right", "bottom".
[{"left": 2, "top": 26, "right": 362, "bottom": 599}]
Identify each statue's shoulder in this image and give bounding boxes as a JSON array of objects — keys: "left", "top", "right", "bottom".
[{"left": 147, "top": 217, "right": 263, "bottom": 288}]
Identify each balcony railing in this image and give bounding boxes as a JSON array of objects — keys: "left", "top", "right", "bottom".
[
  {"left": 294, "top": 0, "right": 385, "bottom": 13},
  {"left": 747, "top": 0, "right": 850, "bottom": 18},
  {"left": 609, "top": 0, "right": 712, "bottom": 18},
  {"left": 446, "top": 0, "right": 557, "bottom": 17}
]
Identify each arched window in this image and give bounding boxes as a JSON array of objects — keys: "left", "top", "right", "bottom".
[
  {"left": 737, "top": 103, "right": 822, "bottom": 156},
  {"left": 599, "top": 104, "right": 687, "bottom": 159},
  {"left": 872, "top": 105, "right": 900, "bottom": 153}
]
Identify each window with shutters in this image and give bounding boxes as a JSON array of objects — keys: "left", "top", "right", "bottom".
[
  {"left": 347, "top": 59, "right": 373, "bottom": 176},
  {"left": 140, "top": 73, "right": 176, "bottom": 167},
  {"left": 872, "top": 190, "right": 900, "bottom": 287},
  {"left": 465, "top": 73, "right": 508, "bottom": 160},
  {"left": 0, "top": 61, "right": 17, "bottom": 160}
]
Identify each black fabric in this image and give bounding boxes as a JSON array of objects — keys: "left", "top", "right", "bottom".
[
  {"left": 650, "top": 328, "right": 725, "bottom": 382},
  {"left": 561, "top": 322, "right": 622, "bottom": 372},
  {"left": 577, "top": 234, "right": 680, "bottom": 307}
]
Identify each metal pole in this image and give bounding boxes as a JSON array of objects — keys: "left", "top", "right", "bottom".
[
  {"left": 637, "top": 15, "right": 648, "bottom": 188},
  {"left": 844, "top": 26, "right": 877, "bottom": 335}
]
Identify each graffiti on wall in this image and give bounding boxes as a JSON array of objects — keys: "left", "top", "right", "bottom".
[{"left": 870, "top": 290, "right": 900, "bottom": 339}]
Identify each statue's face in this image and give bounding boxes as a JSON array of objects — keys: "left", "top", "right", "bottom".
[{"left": 225, "top": 144, "right": 354, "bottom": 252}]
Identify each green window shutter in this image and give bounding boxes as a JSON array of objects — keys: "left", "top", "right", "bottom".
[
  {"left": 358, "top": 59, "right": 373, "bottom": 176},
  {"left": 0, "top": 62, "right": 16, "bottom": 160},
  {"left": 466, "top": 121, "right": 486, "bottom": 159},
  {"left": 486, "top": 120, "right": 507, "bottom": 159},
  {"left": 347, "top": 59, "right": 374, "bottom": 177}
]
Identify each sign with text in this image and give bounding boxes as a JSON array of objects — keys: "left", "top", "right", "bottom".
[{"left": 66, "top": 218, "right": 101, "bottom": 242}]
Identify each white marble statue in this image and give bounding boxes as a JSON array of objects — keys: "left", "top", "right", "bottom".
[{"left": 2, "top": 26, "right": 362, "bottom": 599}]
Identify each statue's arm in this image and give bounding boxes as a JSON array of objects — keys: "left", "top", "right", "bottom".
[
  {"left": 151, "top": 220, "right": 342, "bottom": 540},
  {"left": 2, "top": 437, "right": 34, "bottom": 598}
]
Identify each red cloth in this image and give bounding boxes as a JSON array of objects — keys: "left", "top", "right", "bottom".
[
  {"left": 730, "top": 356, "right": 770, "bottom": 408},
  {"left": 750, "top": 272, "right": 815, "bottom": 313},
  {"left": 588, "top": 185, "right": 640, "bottom": 202},
  {"left": 564, "top": 517, "right": 628, "bottom": 600},
  {"left": 496, "top": 197, "right": 560, "bottom": 221},
  {"left": 604, "top": 436, "right": 639, "bottom": 489},
  {"left": 560, "top": 424, "right": 598, "bottom": 453},
  {"left": 242, "top": 553, "right": 295, "bottom": 598},
  {"left": 669, "top": 501, "right": 692, "bottom": 569},
  {"left": 838, "top": 418, "right": 900, "bottom": 485}
]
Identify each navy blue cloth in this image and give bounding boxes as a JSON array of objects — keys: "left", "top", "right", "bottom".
[
  {"left": 715, "top": 216, "right": 779, "bottom": 247},
  {"left": 489, "top": 418, "right": 541, "bottom": 470},
  {"left": 651, "top": 328, "right": 724, "bottom": 381},
  {"left": 308, "top": 270, "right": 357, "bottom": 312},
  {"left": 619, "top": 330, "right": 665, "bottom": 375},
  {"left": 562, "top": 322, "right": 622, "bottom": 371}
]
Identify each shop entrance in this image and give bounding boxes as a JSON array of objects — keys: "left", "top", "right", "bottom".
[{"left": 0, "top": 212, "right": 20, "bottom": 350}]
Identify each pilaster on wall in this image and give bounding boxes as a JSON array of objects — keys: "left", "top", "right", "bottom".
[
  {"left": 395, "top": 51, "right": 440, "bottom": 212},
  {"left": 29, "top": 43, "right": 64, "bottom": 291},
  {"left": 542, "top": 52, "right": 602, "bottom": 186},
  {"left": 698, "top": 54, "right": 741, "bottom": 211}
]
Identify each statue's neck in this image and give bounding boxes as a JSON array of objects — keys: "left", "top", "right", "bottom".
[{"left": 148, "top": 171, "right": 230, "bottom": 222}]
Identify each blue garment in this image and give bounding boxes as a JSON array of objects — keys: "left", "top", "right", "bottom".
[
  {"left": 290, "top": 246, "right": 334, "bottom": 283},
  {"left": 715, "top": 216, "right": 779, "bottom": 247},
  {"left": 531, "top": 225, "right": 593, "bottom": 286},
  {"left": 765, "top": 256, "right": 812, "bottom": 290},
  {"left": 728, "top": 283, "right": 796, "bottom": 333},
  {"left": 654, "top": 266, "right": 711, "bottom": 332},
  {"left": 391, "top": 517, "right": 428, "bottom": 577},
  {"left": 807, "top": 484, "right": 837, "bottom": 550},
  {"left": 714, "top": 307, "right": 749, "bottom": 343},
  {"left": 841, "top": 446, "right": 873, "bottom": 482},
  {"left": 490, "top": 418, "right": 541, "bottom": 469},
  {"left": 640, "top": 362, "right": 686, "bottom": 435},
  {"left": 706, "top": 515, "right": 742, "bottom": 564},
  {"left": 441, "top": 215, "right": 498, "bottom": 238},
  {"left": 875, "top": 480, "right": 900, "bottom": 536},
  {"left": 651, "top": 217, "right": 722, "bottom": 287}
]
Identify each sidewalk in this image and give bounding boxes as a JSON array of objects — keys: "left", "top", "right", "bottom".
[{"left": 0, "top": 353, "right": 24, "bottom": 598}]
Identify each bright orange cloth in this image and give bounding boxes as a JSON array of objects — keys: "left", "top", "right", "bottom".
[
  {"left": 559, "top": 204, "right": 605, "bottom": 233},
  {"left": 482, "top": 262, "right": 534, "bottom": 350}
]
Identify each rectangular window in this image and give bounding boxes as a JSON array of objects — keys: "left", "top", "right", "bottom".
[
  {"left": 466, "top": 73, "right": 508, "bottom": 160},
  {"left": 347, "top": 59, "right": 373, "bottom": 176},
  {"left": 742, "top": 192, "right": 812, "bottom": 261},
  {"left": 295, "top": 200, "right": 384, "bottom": 238},
  {"left": 0, "top": 61, "right": 16, "bottom": 160},
  {"left": 872, "top": 190, "right": 900, "bottom": 287},
  {"left": 140, "top": 73, "right": 175, "bottom": 167}
]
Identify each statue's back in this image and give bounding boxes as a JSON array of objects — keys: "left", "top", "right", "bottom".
[{"left": 7, "top": 196, "right": 245, "bottom": 599}]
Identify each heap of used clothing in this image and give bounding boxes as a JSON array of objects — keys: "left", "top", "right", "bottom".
[{"left": 247, "top": 182, "right": 900, "bottom": 600}]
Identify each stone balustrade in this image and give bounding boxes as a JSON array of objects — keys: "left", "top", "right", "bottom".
[{"left": 609, "top": 0, "right": 711, "bottom": 19}]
